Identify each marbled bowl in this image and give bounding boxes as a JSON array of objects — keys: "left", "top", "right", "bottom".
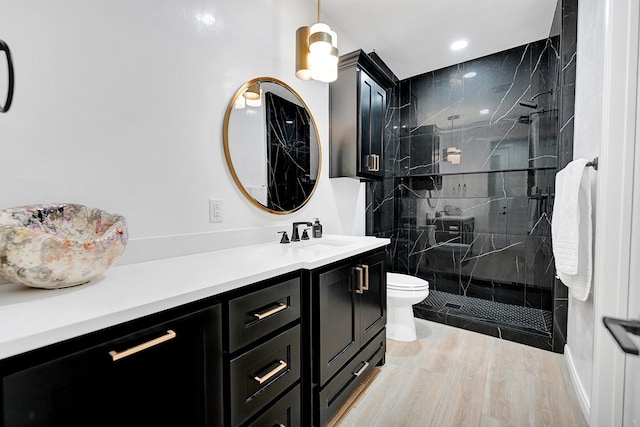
[{"left": 0, "top": 204, "right": 128, "bottom": 289}]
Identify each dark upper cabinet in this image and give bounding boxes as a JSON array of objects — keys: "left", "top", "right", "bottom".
[{"left": 330, "top": 50, "right": 397, "bottom": 181}]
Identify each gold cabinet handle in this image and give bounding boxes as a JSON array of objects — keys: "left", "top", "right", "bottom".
[
  {"left": 353, "top": 361, "right": 370, "bottom": 377},
  {"left": 254, "top": 360, "right": 288, "bottom": 384},
  {"left": 354, "top": 266, "right": 364, "bottom": 294},
  {"left": 361, "top": 264, "right": 369, "bottom": 291},
  {"left": 253, "top": 302, "right": 287, "bottom": 320},
  {"left": 109, "top": 329, "right": 176, "bottom": 362}
]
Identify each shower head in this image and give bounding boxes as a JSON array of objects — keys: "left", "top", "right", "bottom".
[{"left": 518, "top": 100, "right": 538, "bottom": 109}]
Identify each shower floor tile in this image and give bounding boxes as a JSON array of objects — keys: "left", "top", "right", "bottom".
[{"left": 417, "top": 291, "right": 553, "bottom": 337}]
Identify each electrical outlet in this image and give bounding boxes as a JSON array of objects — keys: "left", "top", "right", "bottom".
[{"left": 209, "top": 199, "right": 223, "bottom": 223}]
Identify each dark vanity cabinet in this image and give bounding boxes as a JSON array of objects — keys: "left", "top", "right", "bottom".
[
  {"left": 330, "top": 50, "right": 396, "bottom": 181},
  {"left": 0, "top": 248, "right": 389, "bottom": 427},
  {"left": 309, "top": 248, "right": 387, "bottom": 425},
  {"left": 225, "top": 276, "right": 302, "bottom": 427},
  {"left": 1, "top": 304, "right": 224, "bottom": 427}
]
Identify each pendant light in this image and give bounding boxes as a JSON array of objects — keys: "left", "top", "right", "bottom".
[
  {"left": 243, "top": 82, "right": 261, "bottom": 107},
  {"left": 295, "top": 0, "right": 338, "bottom": 83}
]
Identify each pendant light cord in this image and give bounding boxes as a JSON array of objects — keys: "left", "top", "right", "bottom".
[{"left": 317, "top": 0, "right": 320, "bottom": 23}]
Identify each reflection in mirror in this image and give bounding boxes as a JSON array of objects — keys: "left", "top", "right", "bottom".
[{"left": 224, "top": 78, "right": 321, "bottom": 214}]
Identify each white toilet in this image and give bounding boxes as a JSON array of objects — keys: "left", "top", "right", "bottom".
[{"left": 386, "top": 273, "right": 430, "bottom": 342}]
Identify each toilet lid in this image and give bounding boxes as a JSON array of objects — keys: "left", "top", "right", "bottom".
[{"left": 387, "top": 273, "right": 429, "bottom": 290}]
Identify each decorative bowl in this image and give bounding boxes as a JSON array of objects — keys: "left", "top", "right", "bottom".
[{"left": 0, "top": 204, "right": 128, "bottom": 289}]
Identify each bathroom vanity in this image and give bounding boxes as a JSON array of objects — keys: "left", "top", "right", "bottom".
[{"left": 0, "top": 235, "right": 388, "bottom": 426}]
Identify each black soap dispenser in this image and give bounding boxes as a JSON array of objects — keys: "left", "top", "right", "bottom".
[{"left": 312, "top": 218, "right": 323, "bottom": 238}]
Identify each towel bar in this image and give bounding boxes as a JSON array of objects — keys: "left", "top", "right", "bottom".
[{"left": 586, "top": 157, "right": 598, "bottom": 170}]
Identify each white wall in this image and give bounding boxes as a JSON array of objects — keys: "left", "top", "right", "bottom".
[
  {"left": 569, "top": 0, "right": 640, "bottom": 424},
  {"left": 565, "top": 0, "right": 605, "bottom": 415},
  {"left": 0, "top": 0, "right": 363, "bottom": 264}
]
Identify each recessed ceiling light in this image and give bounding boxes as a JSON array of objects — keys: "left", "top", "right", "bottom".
[
  {"left": 480, "top": 109, "right": 490, "bottom": 115},
  {"left": 451, "top": 40, "right": 468, "bottom": 51},
  {"left": 463, "top": 71, "right": 477, "bottom": 79}
]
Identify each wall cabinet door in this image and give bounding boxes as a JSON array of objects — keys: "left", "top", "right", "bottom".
[
  {"left": 359, "top": 70, "right": 386, "bottom": 180},
  {"left": 2, "top": 305, "right": 223, "bottom": 427},
  {"left": 329, "top": 50, "right": 393, "bottom": 181}
]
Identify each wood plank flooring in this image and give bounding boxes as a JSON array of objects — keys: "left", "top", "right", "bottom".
[{"left": 328, "top": 319, "right": 587, "bottom": 427}]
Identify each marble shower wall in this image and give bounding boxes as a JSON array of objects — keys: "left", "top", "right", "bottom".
[
  {"left": 367, "top": 37, "right": 561, "bottom": 312},
  {"left": 552, "top": 0, "right": 578, "bottom": 353}
]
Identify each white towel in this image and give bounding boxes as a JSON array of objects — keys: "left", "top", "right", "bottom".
[{"left": 551, "top": 158, "right": 593, "bottom": 301}]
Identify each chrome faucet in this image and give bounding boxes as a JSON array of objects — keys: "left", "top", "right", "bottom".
[{"left": 291, "top": 222, "right": 313, "bottom": 242}]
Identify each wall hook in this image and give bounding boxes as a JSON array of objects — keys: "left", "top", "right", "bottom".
[{"left": 586, "top": 157, "right": 598, "bottom": 170}]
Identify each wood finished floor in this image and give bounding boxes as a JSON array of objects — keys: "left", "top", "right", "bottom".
[{"left": 328, "top": 319, "right": 587, "bottom": 427}]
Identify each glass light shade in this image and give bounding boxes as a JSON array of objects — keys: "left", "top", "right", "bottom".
[
  {"left": 246, "top": 97, "right": 261, "bottom": 108},
  {"left": 234, "top": 96, "right": 246, "bottom": 109},
  {"left": 309, "top": 23, "right": 332, "bottom": 55},
  {"left": 310, "top": 50, "right": 338, "bottom": 83}
]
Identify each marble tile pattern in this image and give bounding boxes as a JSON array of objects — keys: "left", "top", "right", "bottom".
[
  {"left": 366, "top": 37, "right": 564, "bottom": 348},
  {"left": 0, "top": 204, "right": 128, "bottom": 289},
  {"left": 264, "top": 92, "right": 316, "bottom": 212}
]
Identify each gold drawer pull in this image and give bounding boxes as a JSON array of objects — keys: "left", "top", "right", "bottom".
[
  {"left": 354, "top": 266, "right": 364, "bottom": 294},
  {"left": 253, "top": 303, "right": 287, "bottom": 320},
  {"left": 353, "top": 361, "right": 370, "bottom": 377},
  {"left": 109, "top": 329, "right": 176, "bottom": 362},
  {"left": 254, "top": 360, "right": 288, "bottom": 384},
  {"left": 361, "top": 264, "right": 369, "bottom": 291}
]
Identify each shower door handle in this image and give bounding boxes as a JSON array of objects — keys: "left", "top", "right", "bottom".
[{"left": 0, "top": 39, "right": 14, "bottom": 113}]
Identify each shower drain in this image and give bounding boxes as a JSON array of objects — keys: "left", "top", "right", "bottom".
[{"left": 444, "top": 302, "right": 462, "bottom": 310}]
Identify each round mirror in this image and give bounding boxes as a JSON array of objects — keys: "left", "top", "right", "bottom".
[{"left": 223, "top": 77, "right": 321, "bottom": 214}]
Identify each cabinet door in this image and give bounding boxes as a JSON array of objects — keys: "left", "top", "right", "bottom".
[
  {"left": 359, "top": 70, "right": 386, "bottom": 180},
  {"left": 315, "top": 262, "right": 359, "bottom": 386},
  {"left": 2, "top": 305, "right": 223, "bottom": 427},
  {"left": 358, "top": 250, "right": 387, "bottom": 345}
]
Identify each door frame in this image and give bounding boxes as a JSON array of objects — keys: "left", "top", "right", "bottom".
[{"left": 590, "top": 0, "right": 639, "bottom": 425}]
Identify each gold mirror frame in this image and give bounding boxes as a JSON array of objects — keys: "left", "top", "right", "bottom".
[{"left": 223, "top": 77, "right": 322, "bottom": 215}]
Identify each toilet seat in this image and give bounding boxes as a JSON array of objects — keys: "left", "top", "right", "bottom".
[{"left": 387, "top": 273, "right": 429, "bottom": 291}]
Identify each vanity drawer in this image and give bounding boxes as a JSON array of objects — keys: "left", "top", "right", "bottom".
[
  {"left": 245, "top": 383, "right": 301, "bottom": 427},
  {"left": 317, "top": 328, "right": 386, "bottom": 426},
  {"left": 229, "top": 324, "right": 301, "bottom": 426},
  {"left": 228, "top": 277, "right": 300, "bottom": 352}
]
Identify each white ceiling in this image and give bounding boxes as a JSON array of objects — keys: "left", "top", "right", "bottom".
[{"left": 319, "top": 0, "right": 559, "bottom": 80}]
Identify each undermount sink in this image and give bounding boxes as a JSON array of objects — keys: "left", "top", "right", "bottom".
[{"left": 0, "top": 204, "right": 128, "bottom": 289}]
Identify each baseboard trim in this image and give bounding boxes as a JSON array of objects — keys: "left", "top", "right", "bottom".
[{"left": 564, "top": 344, "right": 591, "bottom": 423}]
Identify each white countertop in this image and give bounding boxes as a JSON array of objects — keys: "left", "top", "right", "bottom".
[{"left": 0, "top": 235, "right": 389, "bottom": 360}]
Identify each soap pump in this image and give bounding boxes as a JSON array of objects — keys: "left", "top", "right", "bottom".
[{"left": 312, "top": 218, "right": 323, "bottom": 238}]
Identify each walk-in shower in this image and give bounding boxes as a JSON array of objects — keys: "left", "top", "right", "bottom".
[{"left": 366, "top": 36, "right": 564, "bottom": 351}]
